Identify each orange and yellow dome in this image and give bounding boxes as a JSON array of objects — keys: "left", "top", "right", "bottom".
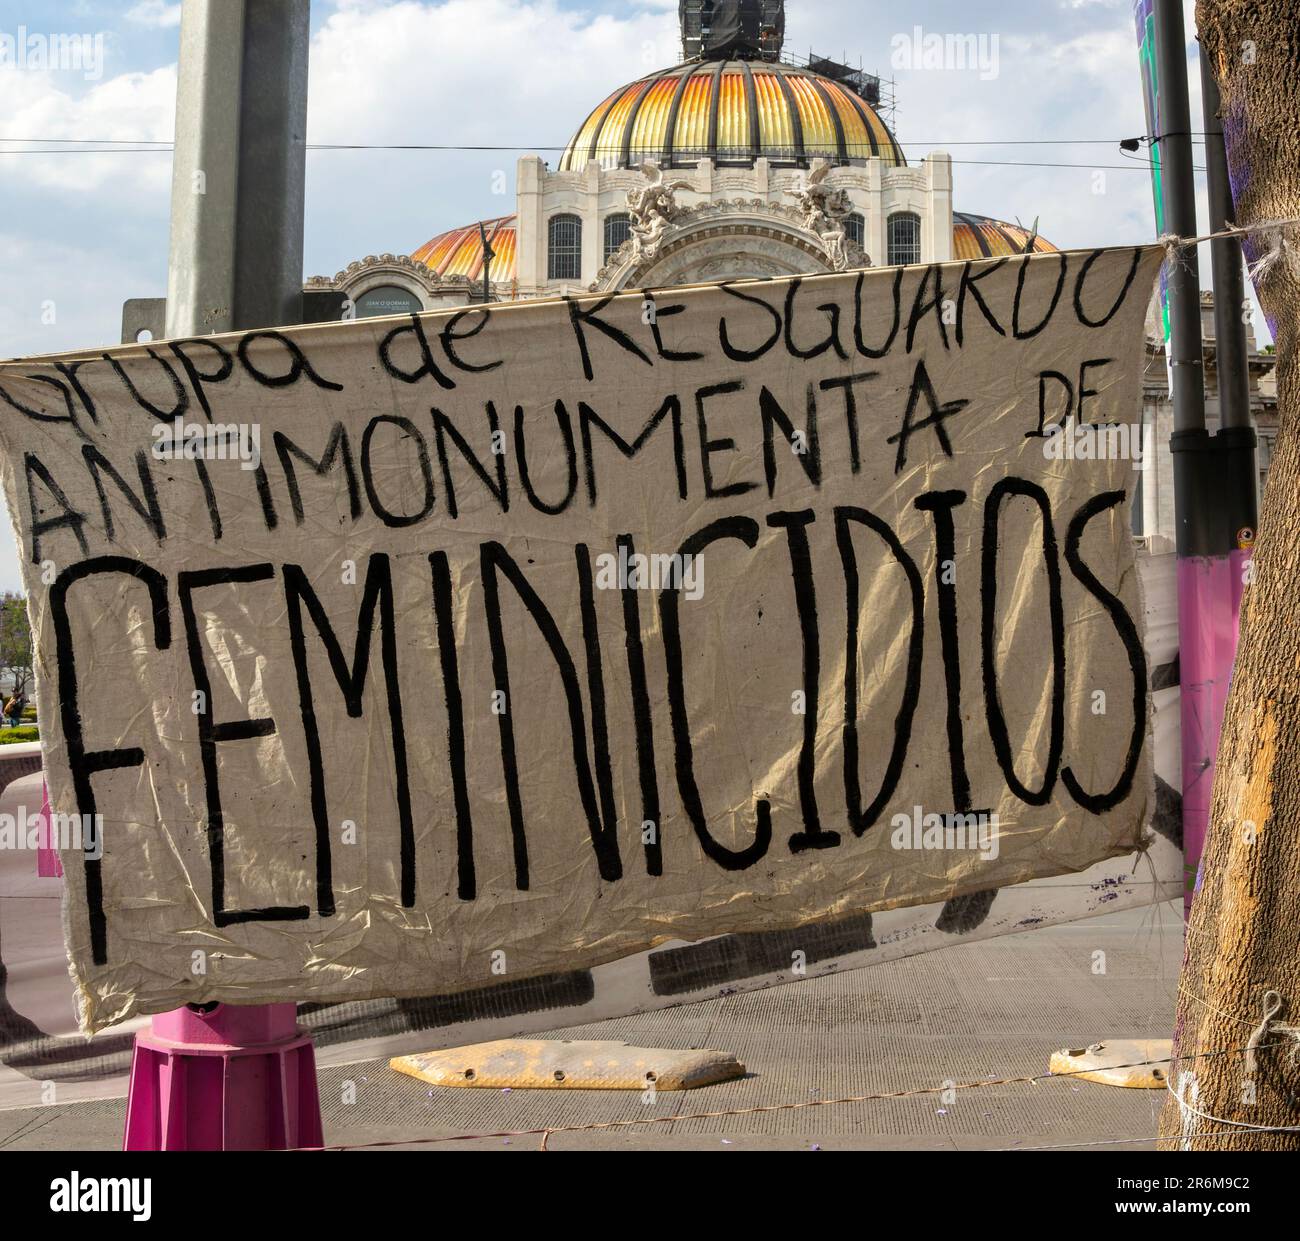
[
  {"left": 559, "top": 60, "right": 905, "bottom": 171},
  {"left": 409, "top": 214, "right": 517, "bottom": 282},
  {"left": 952, "top": 212, "right": 1057, "bottom": 259}
]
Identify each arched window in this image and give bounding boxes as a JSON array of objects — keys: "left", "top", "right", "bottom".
[
  {"left": 887, "top": 212, "right": 921, "bottom": 266},
  {"left": 603, "top": 212, "right": 631, "bottom": 263},
  {"left": 844, "top": 212, "right": 865, "bottom": 250},
  {"left": 548, "top": 213, "right": 583, "bottom": 281}
]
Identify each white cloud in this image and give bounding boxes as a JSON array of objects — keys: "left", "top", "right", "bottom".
[
  {"left": 877, "top": 24, "right": 1159, "bottom": 251},
  {"left": 0, "top": 64, "right": 176, "bottom": 194},
  {"left": 302, "top": 0, "right": 679, "bottom": 265},
  {"left": 307, "top": 0, "right": 677, "bottom": 148},
  {"left": 0, "top": 61, "right": 174, "bottom": 371},
  {"left": 125, "top": 2, "right": 183, "bottom": 29}
]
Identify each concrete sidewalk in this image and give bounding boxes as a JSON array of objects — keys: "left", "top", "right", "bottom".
[{"left": 0, "top": 901, "right": 1183, "bottom": 1152}]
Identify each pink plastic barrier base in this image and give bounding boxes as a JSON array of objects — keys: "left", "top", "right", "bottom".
[
  {"left": 123, "top": 1002, "right": 323, "bottom": 1151},
  {"left": 1177, "top": 550, "right": 1251, "bottom": 916}
]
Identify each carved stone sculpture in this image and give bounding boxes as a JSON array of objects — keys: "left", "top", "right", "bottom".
[
  {"left": 787, "top": 160, "right": 855, "bottom": 271},
  {"left": 627, "top": 162, "right": 691, "bottom": 261}
]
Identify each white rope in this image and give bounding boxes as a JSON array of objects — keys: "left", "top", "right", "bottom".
[
  {"left": 1166, "top": 989, "right": 1300, "bottom": 1148},
  {"left": 1243, "top": 222, "right": 1290, "bottom": 287},
  {"left": 1166, "top": 1082, "right": 1300, "bottom": 1135},
  {"left": 1156, "top": 214, "right": 1300, "bottom": 286}
]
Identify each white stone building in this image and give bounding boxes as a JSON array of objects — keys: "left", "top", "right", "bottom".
[
  {"left": 303, "top": 4, "right": 1275, "bottom": 548},
  {"left": 308, "top": 27, "right": 1053, "bottom": 315}
]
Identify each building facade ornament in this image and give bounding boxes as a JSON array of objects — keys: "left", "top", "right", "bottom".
[
  {"left": 592, "top": 217, "right": 867, "bottom": 291},
  {"left": 306, "top": 253, "right": 495, "bottom": 311},
  {"left": 626, "top": 163, "right": 692, "bottom": 261},
  {"left": 306, "top": 254, "right": 447, "bottom": 295},
  {"left": 786, "top": 161, "right": 856, "bottom": 271}
]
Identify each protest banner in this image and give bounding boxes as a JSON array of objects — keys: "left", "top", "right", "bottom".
[{"left": 0, "top": 246, "right": 1164, "bottom": 1031}]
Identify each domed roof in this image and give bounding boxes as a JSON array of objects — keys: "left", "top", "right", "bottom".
[
  {"left": 953, "top": 212, "right": 1057, "bottom": 259},
  {"left": 558, "top": 60, "right": 905, "bottom": 172},
  {"left": 409, "top": 214, "right": 516, "bottom": 282}
]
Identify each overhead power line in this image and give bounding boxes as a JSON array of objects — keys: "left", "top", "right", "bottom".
[
  {"left": 0, "top": 134, "right": 1212, "bottom": 150},
  {"left": 0, "top": 134, "right": 1208, "bottom": 172}
]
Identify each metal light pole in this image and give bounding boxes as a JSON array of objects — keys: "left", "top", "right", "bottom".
[
  {"left": 1153, "top": 0, "right": 1216, "bottom": 914},
  {"left": 1199, "top": 51, "right": 1258, "bottom": 592},
  {"left": 124, "top": 0, "right": 323, "bottom": 1152}
]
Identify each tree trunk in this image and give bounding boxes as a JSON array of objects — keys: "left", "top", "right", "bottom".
[{"left": 1158, "top": 1, "right": 1300, "bottom": 1150}]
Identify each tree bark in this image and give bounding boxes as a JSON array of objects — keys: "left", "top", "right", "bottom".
[{"left": 1158, "top": 1, "right": 1300, "bottom": 1150}]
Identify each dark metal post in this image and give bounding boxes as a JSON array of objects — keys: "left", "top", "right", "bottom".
[
  {"left": 478, "top": 221, "right": 496, "bottom": 304},
  {"left": 1199, "top": 51, "right": 1258, "bottom": 548},
  {"left": 1155, "top": 0, "right": 1235, "bottom": 916},
  {"left": 1155, "top": 0, "right": 1206, "bottom": 442},
  {"left": 1154, "top": 0, "right": 1211, "bottom": 913}
]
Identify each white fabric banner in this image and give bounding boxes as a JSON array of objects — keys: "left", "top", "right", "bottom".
[{"left": 0, "top": 247, "right": 1163, "bottom": 1031}]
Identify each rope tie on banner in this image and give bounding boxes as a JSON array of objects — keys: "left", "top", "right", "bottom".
[{"left": 1156, "top": 214, "right": 1300, "bottom": 284}]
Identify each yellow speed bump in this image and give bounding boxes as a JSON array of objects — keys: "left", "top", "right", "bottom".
[
  {"left": 1049, "top": 1039, "right": 1172, "bottom": 1089},
  {"left": 390, "top": 1038, "right": 745, "bottom": 1091}
]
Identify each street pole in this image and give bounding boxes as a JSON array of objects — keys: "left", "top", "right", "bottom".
[
  {"left": 124, "top": 0, "right": 322, "bottom": 1152},
  {"left": 1199, "top": 50, "right": 1258, "bottom": 618},
  {"left": 1154, "top": 0, "right": 1219, "bottom": 915},
  {"left": 165, "top": 0, "right": 308, "bottom": 336},
  {"left": 164, "top": 0, "right": 242, "bottom": 338}
]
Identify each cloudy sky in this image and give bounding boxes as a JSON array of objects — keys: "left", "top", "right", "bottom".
[{"left": 0, "top": 0, "right": 1237, "bottom": 591}]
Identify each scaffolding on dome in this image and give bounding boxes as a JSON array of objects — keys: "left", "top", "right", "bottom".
[
  {"left": 679, "top": 1, "right": 785, "bottom": 63},
  {"left": 783, "top": 48, "right": 897, "bottom": 128}
]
